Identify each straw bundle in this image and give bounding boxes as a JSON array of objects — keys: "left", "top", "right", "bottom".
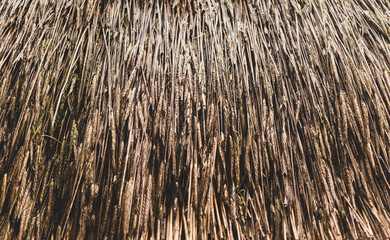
[{"left": 0, "top": 0, "right": 390, "bottom": 239}]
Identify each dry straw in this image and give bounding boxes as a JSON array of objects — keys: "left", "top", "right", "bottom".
[{"left": 0, "top": 0, "right": 390, "bottom": 239}]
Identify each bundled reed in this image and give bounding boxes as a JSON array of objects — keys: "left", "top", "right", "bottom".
[{"left": 0, "top": 0, "right": 390, "bottom": 239}]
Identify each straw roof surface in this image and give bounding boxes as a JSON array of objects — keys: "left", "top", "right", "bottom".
[{"left": 1, "top": 0, "right": 390, "bottom": 239}]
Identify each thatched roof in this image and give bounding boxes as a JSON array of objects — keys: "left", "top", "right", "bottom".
[{"left": 1, "top": 0, "right": 390, "bottom": 239}]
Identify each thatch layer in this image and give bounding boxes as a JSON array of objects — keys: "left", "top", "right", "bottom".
[{"left": 1, "top": 0, "right": 390, "bottom": 239}]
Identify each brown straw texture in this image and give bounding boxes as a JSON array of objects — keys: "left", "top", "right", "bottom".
[{"left": 0, "top": 0, "right": 390, "bottom": 239}]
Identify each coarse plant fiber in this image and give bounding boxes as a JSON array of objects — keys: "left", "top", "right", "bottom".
[{"left": 0, "top": 0, "right": 390, "bottom": 239}]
